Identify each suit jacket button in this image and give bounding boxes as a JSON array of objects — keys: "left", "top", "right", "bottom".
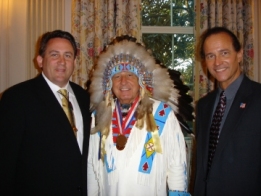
[{"left": 77, "top": 186, "right": 82, "bottom": 192}]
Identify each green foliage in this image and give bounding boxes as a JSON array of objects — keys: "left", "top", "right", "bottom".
[
  {"left": 142, "top": 0, "right": 194, "bottom": 26},
  {"left": 142, "top": 0, "right": 195, "bottom": 90}
]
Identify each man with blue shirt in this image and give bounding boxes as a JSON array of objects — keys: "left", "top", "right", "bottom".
[{"left": 194, "top": 27, "right": 261, "bottom": 196}]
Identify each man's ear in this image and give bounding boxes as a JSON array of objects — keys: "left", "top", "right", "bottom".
[
  {"left": 237, "top": 48, "right": 243, "bottom": 63},
  {"left": 36, "top": 55, "right": 43, "bottom": 68}
]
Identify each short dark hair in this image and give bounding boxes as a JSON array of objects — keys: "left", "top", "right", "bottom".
[
  {"left": 38, "top": 30, "right": 77, "bottom": 58},
  {"left": 199, "top": 27, "right": 242, "bottom": 59}
]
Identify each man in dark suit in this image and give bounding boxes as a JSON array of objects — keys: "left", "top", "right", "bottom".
[
  {"left": 0, "top": 30, "right": 90, "bottom": 195},
  {"left": 194, "top": 27, "right": 261, "bottom": 195}
]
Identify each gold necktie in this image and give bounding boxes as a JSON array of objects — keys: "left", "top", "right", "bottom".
[{"left": 58, "top": 89, "right": 78, "bottom": 137}]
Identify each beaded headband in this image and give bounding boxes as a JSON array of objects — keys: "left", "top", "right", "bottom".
[{"left": 102, "top": 53, "right": 153, "bottom": 96}]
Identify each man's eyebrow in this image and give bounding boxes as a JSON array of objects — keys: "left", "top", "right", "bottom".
[
  {"left": 219, "top": 49, "right": 230, "bottom": 53},
  {"left": 48, "top": 50, "right": 59, "bottom": 53},
  {"left": 204, "top": 52, "right": 214, "bottom": 56},
  {"left": 64, "top": 51, "right": 73, "bottom": 55},
  {"left": 205, "top": 49, "right": 229, "bottom": 55},
  {"left": 48, "top": 50, "right": 73, "bottom": 54}
]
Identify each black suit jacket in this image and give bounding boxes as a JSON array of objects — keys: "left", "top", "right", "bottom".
[
  {"left": 194, "top": 76, "right": 261, "bottom": 196},
  {"left": 0, "top": 75, "right": 90, "bottom": 196}
]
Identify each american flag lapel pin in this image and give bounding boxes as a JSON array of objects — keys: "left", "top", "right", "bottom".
[{"left": 240, "top": 103, "right": 246, "bottom": 108}]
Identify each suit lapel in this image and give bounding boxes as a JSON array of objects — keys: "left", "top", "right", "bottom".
[
  {"left": 70, "top": 82, "right": 90, "bottom": 156},
  {"left": 32, "top": 75, "right": 81, "bottom": 152},
  {"left": 212, "top": 77, "right": 253, "bottom": 165},
  {"left": 201, "top": 90, "right": 219, "bottom": 172}
]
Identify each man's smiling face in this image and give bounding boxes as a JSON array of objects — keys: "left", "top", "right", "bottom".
[
  {"left": 203, "top": 32, "right": 243, "bottom": 89},
  {"left": 112, "top": 71, "right": 140, "bottom": 104}
]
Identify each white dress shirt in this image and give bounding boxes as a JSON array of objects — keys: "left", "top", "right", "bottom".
[{"left": 42, "top": 73, "right": 83, "bottom": 153}]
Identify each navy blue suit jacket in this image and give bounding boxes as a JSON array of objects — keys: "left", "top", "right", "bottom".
[
  {"left": 0, "top": 74, "right": 90, "bottom": 196},
  {"left": 194, "top": 76, "right": 261, "bottom": 196}
]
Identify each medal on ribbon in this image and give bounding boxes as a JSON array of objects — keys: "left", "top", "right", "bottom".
[{"left": 112, "top": 97, "right": 140, "bottom": 150}]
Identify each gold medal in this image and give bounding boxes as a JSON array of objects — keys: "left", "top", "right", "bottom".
[{"left": 116, "top": 134, "right": 127, "bottom": 150}]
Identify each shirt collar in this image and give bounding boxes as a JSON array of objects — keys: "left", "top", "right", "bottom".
[
  {"left": 42, "top": 73, "right": 75, "bottom": 97},
  {"left": 218, "top": 73, "right": 244, "bottom": 100}
]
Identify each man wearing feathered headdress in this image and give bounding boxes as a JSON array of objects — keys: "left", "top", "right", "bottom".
[{"left": 87, "top": 35, "right": 192, "bottom": 196}]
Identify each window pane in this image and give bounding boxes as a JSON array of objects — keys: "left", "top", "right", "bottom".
[
  {"left": 172, "top": 0, "right": 194, "bottom": 26},
  {"left": 142, "top": 0, "right": 194, "bottom": 27},
  {"left": 142, "top": 33, "right": 194, "bottom": 90}
]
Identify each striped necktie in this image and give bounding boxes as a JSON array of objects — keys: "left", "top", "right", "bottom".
[{"left": 208, "top": 90, "right": 226, "bottom": 171}]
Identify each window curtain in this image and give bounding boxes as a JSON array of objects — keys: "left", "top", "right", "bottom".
[
  {"left": 71, "top": 0, "right": 141, "bottom": 87},
  {"left": 195, "top": 0, "right": 253, "bottom": 99}
]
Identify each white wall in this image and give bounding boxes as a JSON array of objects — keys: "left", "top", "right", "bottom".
[
  {"left": 0, "top": 0, "right": 27, "bottom": 93},
  {"left": 0, "top": 0, "right": 71, "bottom": 94}
]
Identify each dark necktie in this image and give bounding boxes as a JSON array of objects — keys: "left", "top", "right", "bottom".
[
  {"left": 208, "top": 91, "right": 226, "bottom": 171},
  {"left": 58, "top": 89, "right": 78, "bottom": 137}
]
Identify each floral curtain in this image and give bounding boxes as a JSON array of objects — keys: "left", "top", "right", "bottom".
[
  {"left": 195, "top": 0, "right": 254, "bottom": 99},
  {"left": 71, "top": 0, "right": 141, "bottom": 88}
]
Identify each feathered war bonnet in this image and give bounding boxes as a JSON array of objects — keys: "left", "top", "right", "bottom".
[{"left": 89, "top": 35, "right": 182, "bottom": 138}]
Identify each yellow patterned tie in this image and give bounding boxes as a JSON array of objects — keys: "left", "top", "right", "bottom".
[{"left": 58, "top": 89, "right": 78, "bottom": 137}]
